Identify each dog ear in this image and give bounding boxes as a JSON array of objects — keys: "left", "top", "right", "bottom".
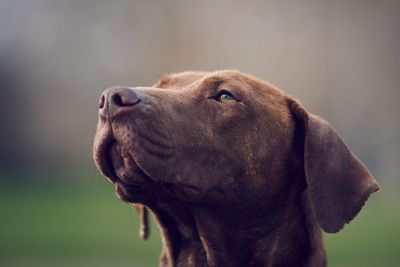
[{"left": 288, "top": 99, "right": 379, "bottom": 233}]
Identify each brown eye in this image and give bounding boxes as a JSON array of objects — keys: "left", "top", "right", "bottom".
[{"left": 215, "top": 90, "right": 237, "bottom": 103}]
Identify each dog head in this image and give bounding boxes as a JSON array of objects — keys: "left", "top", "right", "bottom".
[{"left": 93, "top": 70, "right": 379, "bottom": 233}]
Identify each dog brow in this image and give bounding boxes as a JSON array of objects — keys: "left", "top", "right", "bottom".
[{"left": 199, "top": 77, "right": 224, "bottom": 91}]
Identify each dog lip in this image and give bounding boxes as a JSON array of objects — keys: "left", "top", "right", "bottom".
[
  {"left": 96, "top": 136, "right": 155, "bottom": 186},
  {"left": 115, "top": 181, "right": 137, "bottom": 202},
  {"left": 94, "top": 130, "right": 119, "bottom": 183},
  {"left": 103, "top": 141, "right": 120, "bottom": 183}
]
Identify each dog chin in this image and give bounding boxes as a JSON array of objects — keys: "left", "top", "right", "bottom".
[
  {"left": 114, "top": 182, "right": 139, "bottom": 202},
  {"left": 108, "top": 142, "right": 155, "bottom": 185}
]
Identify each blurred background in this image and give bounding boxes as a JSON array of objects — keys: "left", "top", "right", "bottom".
[{"left": 0, "top": 0, "right": 399, "bottom": 266}]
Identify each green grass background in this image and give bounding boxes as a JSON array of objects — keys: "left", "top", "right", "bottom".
[{"left": 0, "top": 172, "right": 398, "bottom": 267}]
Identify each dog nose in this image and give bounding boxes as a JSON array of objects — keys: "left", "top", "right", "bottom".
[{"left": 99, "top": 87, "right": 141, "bottom": 118}]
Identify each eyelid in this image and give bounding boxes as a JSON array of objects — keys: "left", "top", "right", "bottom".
[
  {"left": 218, "top": 89, "right": 234, "bottom": 96},
  {"left": 209, "top": 89, "right": 239, "bottom": 101}
]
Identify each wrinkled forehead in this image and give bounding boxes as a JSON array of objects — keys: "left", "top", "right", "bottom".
[
  {"left": 153, "top": 71, "right": 208, "bottom": 89},
  {"left": 153, "top": 70, "right": 288, "bottom": 107},
  {"left": 153, "top": 69, "right": 292, "bottom": 126},
  {"left": 153, "top": 70, "right": 256, "bottom": 90}
]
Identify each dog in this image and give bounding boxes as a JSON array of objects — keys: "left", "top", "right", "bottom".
[{"left": 93, "top": 70, "right": 379, "bottom": 267}]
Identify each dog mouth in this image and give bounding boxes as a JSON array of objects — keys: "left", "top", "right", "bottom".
[
  {"left": 95, "top": 134, "right": 152, "bottom": 186},
  {"left": 93, "top": 127, "right": 204, "bottom": 202}
]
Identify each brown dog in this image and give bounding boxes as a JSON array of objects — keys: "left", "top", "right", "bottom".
[{"left": 93, "top": 70, "right": 379, "bottom": 267}]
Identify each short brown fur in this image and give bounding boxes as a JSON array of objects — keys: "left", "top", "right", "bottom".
[{"left": 93, "top": 70, "right": 379, "bottom": 267}]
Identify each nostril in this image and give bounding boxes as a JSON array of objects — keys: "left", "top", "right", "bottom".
[
  {"left": 112, "top": 89, "right": 140, "bottom": 107},
  {"left": 113, "top": 94, "right": 124, "bottom": 107},
  {"left": 99, "top": 95, "right": 105, "bottom": 109},
  {"left": 99, "top": 87, "right": 141, "bottom": 118}
]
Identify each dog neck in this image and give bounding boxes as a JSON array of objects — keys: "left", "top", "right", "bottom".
[{"left": 149, "top": 182, "right": 326, "bottom": 267}]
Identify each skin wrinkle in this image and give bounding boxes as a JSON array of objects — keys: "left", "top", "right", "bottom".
[
  {"left": 266, "top": 231, "right": 280, "bottom": 267},
  {"left": 151, "top": 94, "right": 178, "bottom": 157},
  {"left": 93, "top": 70, "right": 379, "bottom": 267},
  {"left": 267, "top": 173, "right": 302, "bottom": 267}
]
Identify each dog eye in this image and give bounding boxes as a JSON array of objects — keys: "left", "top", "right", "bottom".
[{"left": 215, "top": 90, "right": 237, "bottom": 103}]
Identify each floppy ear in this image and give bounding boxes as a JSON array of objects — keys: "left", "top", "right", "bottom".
[{"left": 289, "top": 99, "right": 379, "bottom": 233}]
